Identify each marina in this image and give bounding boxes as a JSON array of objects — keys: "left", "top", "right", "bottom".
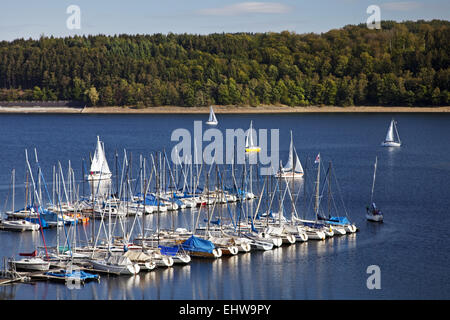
[{"left": 0, "top": 113, "right": 449, "bottom": 300}]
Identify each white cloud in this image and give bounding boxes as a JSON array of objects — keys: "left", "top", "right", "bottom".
[
  {"left": 381, "top": 1, "right": 423, "bottom": 11},
  {"left": 198, "top": 2, "right": 291, "bottom": 16}
]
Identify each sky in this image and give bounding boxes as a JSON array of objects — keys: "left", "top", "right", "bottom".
[{"left": 0, "top": 0, "right": 449, "bottom": 41}]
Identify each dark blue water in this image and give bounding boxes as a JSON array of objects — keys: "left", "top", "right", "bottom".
[{"left": 0, "top": 113, "right": 449, "bottom": 300}]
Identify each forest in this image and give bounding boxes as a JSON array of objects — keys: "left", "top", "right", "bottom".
[{"left": 0, "top": 20, "right": 448, "bottom": 107}]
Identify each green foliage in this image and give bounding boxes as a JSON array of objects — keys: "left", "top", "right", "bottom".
[{"left": 0, "top": 20, "right": 448, "bottom": 107}]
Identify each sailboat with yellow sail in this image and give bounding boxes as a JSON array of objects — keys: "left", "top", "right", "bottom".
[{"left": 245, "top": 121, "right": 261, "bottom": 153}]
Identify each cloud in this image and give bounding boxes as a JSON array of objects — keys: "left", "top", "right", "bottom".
[
  {"left": 198, "top": 2, "right": 291, "bottom": 16},
  {"left": 380, "top": 1, "right": 423, "bottom": 11}
]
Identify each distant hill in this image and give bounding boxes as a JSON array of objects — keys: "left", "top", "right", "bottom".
[{"left": 0, "top": 20, "right": 448, "bottom": 107}]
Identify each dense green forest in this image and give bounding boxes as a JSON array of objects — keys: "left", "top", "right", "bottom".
[{"left": 0, "top": 20, "right": 449, "bottom": 107}]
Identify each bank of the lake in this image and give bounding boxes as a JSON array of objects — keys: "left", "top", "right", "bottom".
[{"left": 0, "top": 105, "right": 449, "bottom": 114}]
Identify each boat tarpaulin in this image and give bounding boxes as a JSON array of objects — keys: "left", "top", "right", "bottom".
[
  {"left": 203, "top": 218, "right": 221, "bottom": 225},
  {"left": 19, "top": 250, "right": 37, "bottom": 257},
  {"left": 181, "top": 236, "right": 215, "bottom": 253},
  {"left": 158, "top": 245, "right": 179, "bottom": 256},
  {"left": 328, "top": 216, "right": 351, "bottom": 225}
]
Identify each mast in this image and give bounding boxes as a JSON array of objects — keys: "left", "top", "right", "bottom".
[
  {"left": 328, "top": 161, "right": 332, "bottom": 218},
  {"left": 370, "top": 156, "right": 378, "bottom": 205},
  {"left": 314, "top": 153, "right": 321, "bottom": 221}
]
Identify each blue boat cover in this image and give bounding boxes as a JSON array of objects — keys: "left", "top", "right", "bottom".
[
  {"left": 203, "top": 218, "right": 221, "bottom": 225},
  {"left": 158, "top": 245, "right": 179, "bottom": 256},
  {"left": 181, "top": 235, "right": 215, "bottom": 253},
  {"left": 302, "top": 221, "right": 325, "bottom": 229},
  {"left": 328, "top": 216, "right": 351, "bottom": 225},
  {"left": 25, "top": 217, "right": 49, "bottom": 228},
  {"left": 45, "top": 270, "right": 99, "bottom": 280}
]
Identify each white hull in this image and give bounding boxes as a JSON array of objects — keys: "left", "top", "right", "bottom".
[
  {"left": 282, "top": 234, "right": 296, "bottom": 244},
  {"left": 275, "top": 172, "right": 304, "bottom": 179},
  {"left": 366, "top": 213, "right": 383, "bottom": 222},
  {"left": 139, "top": 261, "right": 157, "bottom": 271},
  {"left": 205, "top": 121, "right": 218, "bottom": 126},
  {"left": 345, "top": 224, "right": 357, "bottom": 233},
  {"left": 305, "top": 230, "right": 326, "bottom": 240},
  {"left": 250, "top": 240, "right": 273, "bottom": 251},
  {"left": 171, "top": 254, "right": 191, "bottom": 264},
  {"left": 330, "top": 225, "right": 347, "bottom": 235},
  {"left": 381, "top": 141, "right": 401, "bottom": 147},
  {"left": 0, "top": 219, "right": 40, "bottom": 232},
  {"left": 154, "top": 256, "right": 174, "bottom": 267},
  {"left": 90, "top": 259, "right": 140, "bottom": 275},
  {"left": 323, "top": 229, "right": 334, "bottom": 237},
  {"left": 10, "top": 258, "right": 50, "bottom": 271}
]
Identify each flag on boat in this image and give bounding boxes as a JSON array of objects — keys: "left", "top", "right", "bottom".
[{"left": 314, "top": 153, "right": 320, "bottom": 164}]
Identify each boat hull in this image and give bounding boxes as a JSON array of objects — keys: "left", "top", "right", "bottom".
[
  {"left": 0, "top": 220, "right": 40, "bottom": 232},
  {"left": 381, "top": 141, "right": 401, "bottom": 147},
  {"left": 366, "top": 213, "right": 383, "bottom": 222},
  {"left": 187, "top": 248, "right": 222, "bottom": 259},
  {"left": 90, "top": 260, "right": 140, "bottom": 275},
  {"left": 10, "top": 258, "right": 50, "bottom": 271}
]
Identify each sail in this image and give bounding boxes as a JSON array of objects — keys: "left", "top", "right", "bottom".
[
  {"left": 282, "top": 134, "right": 294, "bottom": 172},
  {"left": 294, "top": 153, "right": 304, "bottom": 173},
  {"left": 385, "top": 120, "right": 395, "bottom": 142},
  {"left": 90, "top": 136, "right": 111, "bottom": 175},
  {"left": 246, "top": 121, "right": 254, "bottom": 148},
  {"left": 208, "top": 106, "right": 217, "bottom": 123}
]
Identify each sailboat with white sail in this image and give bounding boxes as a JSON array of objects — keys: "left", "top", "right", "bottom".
[
  {"left": 88, "top": 136, "right": 112, "bottom": 181},
  {"left": 381, "top": 119, "right": 401, "bottom": 147},
  {"left": 276, "top": 131, "right": 304, "bottom": 178},
  {"left": 205, "top": 106, "right": 218, "bottom": 126},
  {"left": 245, "top": 121, "right": 261, "bottom": 153},
  {"left": 366, "top": 156, "right": 383, "bottom": 222}
]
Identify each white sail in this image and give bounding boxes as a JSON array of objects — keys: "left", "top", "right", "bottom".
[
  {"left": 246, "top": 121, "right": 254, "bottom": 148},
  {"left": 90, "top": 136, "right": 111, "bottom": 175},
  {"left": 294, "top": 152, "right": 304, "bottom": 174},
  {"left": 282, "top": 132, "right": 294, "bottom": 172},
  {"left": 385, "top": 120, "right": 395, "bottom": 142},
  {"left": 208, "top": 106, "right": 217, "bottom": 123}
]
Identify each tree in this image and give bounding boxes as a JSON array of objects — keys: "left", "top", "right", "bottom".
[{"left": 85, "top": 87, "right": 99, "bottom": 106}]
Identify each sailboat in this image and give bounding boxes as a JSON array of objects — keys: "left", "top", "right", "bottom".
[
  {"left": 245, "top": 121, "right": 261, "bottom": 153},
  {"left": 381, "top": 119, "right": 401, "bottom": 147},
  {"left": 276, "top": 131, "right": 304, "bottom": 178},
  {"left": 366, "top": 156, "right": 383, "bottom": 222},
  {"left": 9, "top": 250, "right": 50, "bottom": 271},
  {"left": 88, "top": 136, "right": 112, "bottom": 181},
  {"left": 205, "top": 106, "right": 218, "bottom": 126}
]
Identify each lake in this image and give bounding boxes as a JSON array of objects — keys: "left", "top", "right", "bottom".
[{"left": 0, "top": 112, "right": 449, "bottom": 300}]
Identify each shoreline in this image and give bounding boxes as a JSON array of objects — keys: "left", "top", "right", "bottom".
[{"left": 0, "top": 105, "right": 449, "bottom": 114}]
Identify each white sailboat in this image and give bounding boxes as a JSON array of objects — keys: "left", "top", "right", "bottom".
[
  {"left": 88, "top": 136, "right": 112, "bottom": 181},
  {"left": 381, "top": 119, "right": 401, "bottom": 147},
  {"left": 90, "top": 254, "right": 141, "bottom": 275},
  {"left": 276, "top": 131, "right": 304, "bottom": 178},
  {"left": 366, "top": 156, "right": 383, "bottom": 222},
  {"left": 205, "top": 106, "right": 218, "bottom": 126},
  {"left": 0, "top": 219, "right": 40, "bottom": 232},
  {"left": 9, "top": 250, "right": 50, "bottom": 271},
  {"left": 245, "top": 121, "right": 261, "bottom": 153}
]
